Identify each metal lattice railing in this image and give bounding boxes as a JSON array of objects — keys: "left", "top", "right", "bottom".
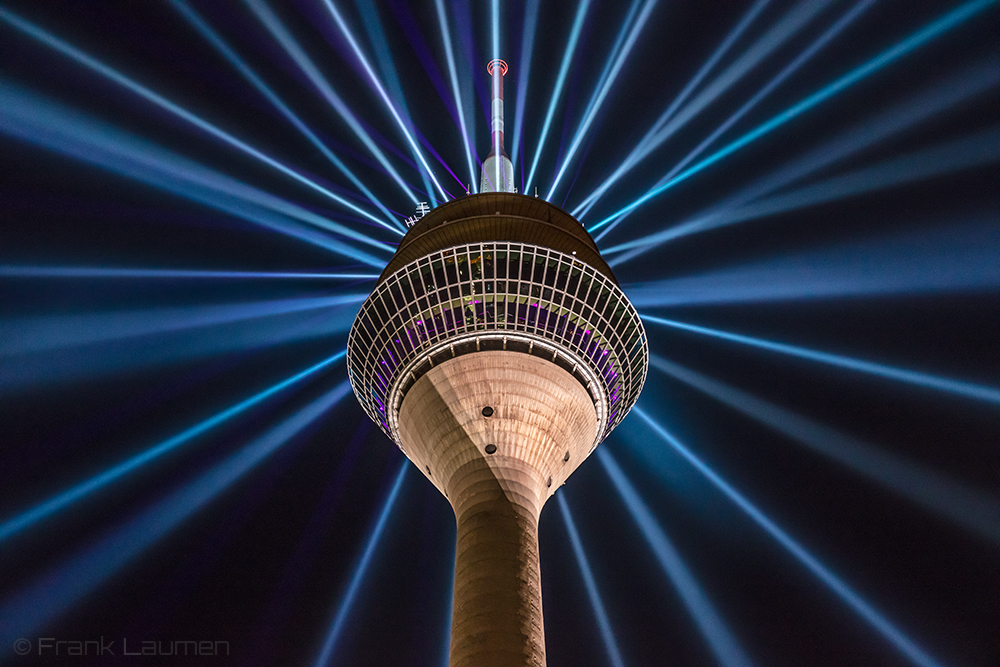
[{"left": 347, "top": 242, "right": 648, "bottom": 444}]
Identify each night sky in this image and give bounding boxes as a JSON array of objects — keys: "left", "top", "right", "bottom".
[{"left": 1, "top": 1, "right": 998, "bottom": 666}]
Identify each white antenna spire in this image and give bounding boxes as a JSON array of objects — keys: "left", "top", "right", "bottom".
[{"left": 480, "top": 60, "right": 515, "bottom": 193}]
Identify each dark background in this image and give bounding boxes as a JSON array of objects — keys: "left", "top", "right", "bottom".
[{"left": 1, "top": 1, "right": 998, "bottom": 665}]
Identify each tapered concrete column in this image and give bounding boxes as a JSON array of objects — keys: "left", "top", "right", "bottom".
[
  {"left": 449, "top": 463, "right": 545, "bottom": 667},
  {"left": 396, "top": 351, "right": 600, "bottom": 667}
]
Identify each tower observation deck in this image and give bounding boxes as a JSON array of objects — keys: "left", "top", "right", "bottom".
[{"left": 346, "top": 62, "right": 647, "bottom": 667}]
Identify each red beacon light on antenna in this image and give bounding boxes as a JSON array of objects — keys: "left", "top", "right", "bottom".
[{"left": 487, "top": 58, "right": 508, "bottom": 76}]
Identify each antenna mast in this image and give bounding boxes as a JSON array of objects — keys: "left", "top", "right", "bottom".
[{"left": 481, "top": 59, "right": 515, "bottom": 193}]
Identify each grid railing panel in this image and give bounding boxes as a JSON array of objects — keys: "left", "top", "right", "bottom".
[{"left": 347, "top": 243, "right": 647, "bottom": 443}]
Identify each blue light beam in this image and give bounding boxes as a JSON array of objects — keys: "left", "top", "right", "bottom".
[
  {"left": 0, "top": 351, "right": 346, "bottom": 543},
  {"left": 649, "top": 355, "right": 1000, "bottom": 545},
  {"left": 0, "top": 266, "right": 379, "bottom": 280},
  {"left": 557, "top": 493, "right": 628, "bottom": 667},
  {"left": 598, "top": 448, "right": 754, "bottom": 667},
  {"left": 351, "top": 0, "right": 440, "bottom": 202},
  {"left": 1, "top": 294, "right": 365, "bottom": 356},
  {"left": 595, "top": 0, "right": 874, "bottom": 243},
  {"left": 632, "top": 408, "right": 947, "bottom": 667},
  {"left": 2, "top": 93, "right": 392, "bottom": 263},
  {"left": 245, "top": 0, "right": 419, "bottom": 204},
  {"left": 641, "top": 314, "right": 1000, "bottom": 406},
  {"left": 588, "top": 0, "right": 995, "bottom": 232},
  {"left": 0, "top": 82, "right": 392, "bottom": 266},
  {"left": 0, "top": 380, "right": 352, "bottom": 647},
  {"left": 658, "top": 0, "right": 875, "bottom": 193},
  {"left": 547, "top": 0, "right": 658, "bottom": 202},
  {"left": 312, "top": 460, "right": 408, "bottom": 667},
  {"left": 322, "top": 0, "right": 449, "bottom": 205},
  {"left": 523, "top": 0, "right": 593, "bottom": 193},
  {"left": 622, "top": 215, "right": 1000, "bottom": 306},
  {"left": 572, "top": 0, "right": 770, "bottom": 219},
  {"left": 168, "top": 0, "right": 401, "bottom": 233},
  {"left": 0, "top": 7, "right": 391, "bottom": 227},
  {"left": 434, "top": 0, "right": 478, "bottom": 193},
  {"left": 0, "top": 304, "right": 357, "bottom": 393},
  {"left": 631, "top": 0, "right": 832, "bottom": 162},
  {"left": 509, "top": 0, "right": 541, "bottom": 189},
  {"left": 602, "top": 58, "right": 999, "bottom": 257}
]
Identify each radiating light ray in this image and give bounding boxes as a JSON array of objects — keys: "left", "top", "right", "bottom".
[
  {"left": 245, "top": 0, "right": 419, "bottom": 204},
  {"left": 351, "top": 0, "right": 417, "bottom": 137},
  {"left": 312, "top": 460, "right": 408, "bottom": 667},
  {"left": 623, "top": 215, "right": 1000, "bottom": 307},
  {"left": 0, "top": 351, "right": 346, "bottom": 543},
  {"left": 0, "top": 304, "right": 356, "bottom": 394},
  {"left": 354, "top": 0, "right": 406, "bottom": 102},
  {"left": 588, "top": 0, "right": 995, "bottom": 233},
  {"left": 1, "top": 294, "right": 364, "bottom": 356},
  {"left": 0, "top": 6, "right": 390, "bottom": 226},
  {"left": 322, "top": 0, "right": 448, "bottom": 205},
  {"left": 649, "top": 355, "right": 1000, "bottom": 544},
  {"left": 639, "top": 0, "right": 833, "bottom": 151},
  {"left": 509, "top": 0, "right": 540, "bottom": 188},
  {"left": 632, "top": 408, "right": 947, "bottom": 667},
  {"left": 523, "top": 0, "right": 593, "bottom": 193},
  {"left": 351, "top": 0, "right": 444, "bottom": 202},
  {"left": 546, "top": 0, "right": 657, "bottom": 201},
  {"left": 641, "top": 314, "right": 1000, "bottom": 406},
  {"left": 552, "top": 0, "right": 644, "bottom": 198},
  {"left": 0, "top": 381, "right": 351, "bottom": 646},
  {"left": 0, "top": 82, "right": 392, "bottom": 266},
  {"left": 660, "top": 0, "right": 875, "bottom": 190},
  {"left": 382, "top": 0, "right": 454, "bottom": 113},
  {"left": 434, "top": 0, "right": 477, "bottom": 192},
  {"left": 557, "top": 493, "right": 628, "bottom": 667},
  {"left": 448, "top": 0, "right": 488, "bottom": 139},
  {"left": 603, "top": 58, "right": 999, "bottom": 256},
  {"left": 598, "top": 448, "right": 754, "bottom": 667},
  {"left": 361, "top": 5, "right": 466, "bottom": 199},
  {"left": 611, "top": 127, "right": 999, "bottom": 264},
  {"left": 0, "top": 266, "right": 379, "bottom": 280},
  {"left": 353, "top": 0, "right": 452, "bottom": 200},
  {"left": 595, "top": 0, "right": 873, "bottom": 243},
  {"left": 447, "top": 0, "right": 479, "bottom": 122},
  {"left": 168, "top": 0, "right": 401, "bottom": 233},
  {"left": 572, "top": 0, "right": 772, "bottom": 218}
]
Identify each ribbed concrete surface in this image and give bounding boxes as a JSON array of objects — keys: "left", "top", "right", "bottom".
[{"left": 397, "top": 351, "right": 599, "bottom": 667}]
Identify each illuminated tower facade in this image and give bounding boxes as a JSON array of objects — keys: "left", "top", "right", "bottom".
[{"left": 347, "top": 62, "right": 647, "bottom": 667}]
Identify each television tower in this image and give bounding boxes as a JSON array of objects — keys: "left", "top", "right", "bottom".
[{"left": 347, "top": 60, "right": 647, "bottom": 667}]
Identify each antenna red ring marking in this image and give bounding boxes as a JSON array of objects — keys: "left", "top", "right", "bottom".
[{"left": 487, "top": 59, "right": 508, "bottom": 76}]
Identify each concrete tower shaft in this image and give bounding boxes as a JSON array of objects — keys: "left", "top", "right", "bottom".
[{"left": 398, "top": 352, "right": 598, "bottom": 667}]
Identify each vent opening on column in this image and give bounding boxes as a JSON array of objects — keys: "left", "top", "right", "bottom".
[{"left": 485, "top": 444, "right": 497, "bottom": 455}]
